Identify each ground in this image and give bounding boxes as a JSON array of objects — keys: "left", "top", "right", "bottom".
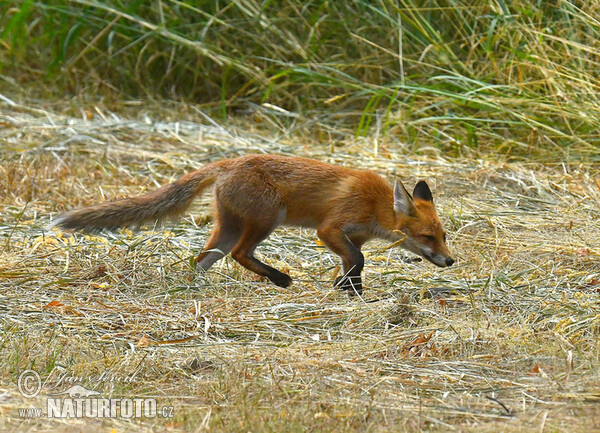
[{"left": 1, "top": 98, "right": 600, "bottom": 432}]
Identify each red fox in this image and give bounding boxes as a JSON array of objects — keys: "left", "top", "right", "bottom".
[{"left": 52, "top": 154, "right": 454, "bottom": 295}]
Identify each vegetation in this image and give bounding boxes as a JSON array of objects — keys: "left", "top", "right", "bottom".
[{"left": 2, "top": 0, "right": 600, "bottom": 158}]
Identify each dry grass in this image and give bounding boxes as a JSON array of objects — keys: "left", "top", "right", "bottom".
[{"left": 1, "top": 97, "right": 600, "bottom": 432}]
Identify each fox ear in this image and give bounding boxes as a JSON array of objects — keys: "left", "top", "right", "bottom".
[
  {"left": 394, "top": 179, "right": 416, "bottom": 216},
  {"left": 413, "top": 180, "right": 433, "bottom": 202}
]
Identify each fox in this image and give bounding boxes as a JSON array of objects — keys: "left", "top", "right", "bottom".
[{"left": 52, "top": 154, "right": 454, "bottom": 295}]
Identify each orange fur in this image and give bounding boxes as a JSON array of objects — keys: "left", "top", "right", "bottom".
[{"left": 53, "top": 155, "right": 454, "bottom": 294}]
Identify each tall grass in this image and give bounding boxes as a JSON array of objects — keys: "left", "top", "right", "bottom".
[{"left": 1, "top": 0, "right": 600, "bottom": 158}]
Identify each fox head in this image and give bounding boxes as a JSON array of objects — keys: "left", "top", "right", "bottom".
[{"left": 393, "top": 179, "right": 454, "bottom": 267}]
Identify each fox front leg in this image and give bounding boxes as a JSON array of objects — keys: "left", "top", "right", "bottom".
[
  {"left": 333, "top": 269, "right": 363, "bottom": 296},
  {"left": 317, "top": 226, "right": 364, "bottom": 296}
]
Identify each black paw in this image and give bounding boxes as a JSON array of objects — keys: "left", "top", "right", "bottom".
[
  {"left": 334, "top": 275, "right": 363, "bottom": 296},
  {"left": 270, "top": 273, "right": 293, "bottom": 288}
]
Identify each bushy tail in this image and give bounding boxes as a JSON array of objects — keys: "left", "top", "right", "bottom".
[{"left": 51, "top": 163, "right": 222, "bottom": 232}]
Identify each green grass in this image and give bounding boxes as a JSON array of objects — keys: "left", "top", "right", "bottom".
[{"left": 2, "top": 1, "right": 600, "bottom": 158}]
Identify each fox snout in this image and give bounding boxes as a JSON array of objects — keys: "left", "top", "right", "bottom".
[
  {"left": 424, "top": 252, "right": 455, "bottom": 268},
  {"left": 438, "top": 256, "right": 455, "bottom": 267}
]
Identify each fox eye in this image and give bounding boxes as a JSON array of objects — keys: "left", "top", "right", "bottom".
[{"left": 424, "top": 235, "right": 436, "bottom": 242}]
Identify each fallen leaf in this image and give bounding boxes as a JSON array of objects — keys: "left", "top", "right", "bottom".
[
  {"left": 137, "top": 335, "right": 151, "bottom": 347},
  {"left": 43, "top": 300, "right": 64, "bottom": 309}
]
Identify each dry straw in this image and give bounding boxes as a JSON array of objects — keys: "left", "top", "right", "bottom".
[{"left": 1, "top": 97, "right": 599, "bottom": 431}]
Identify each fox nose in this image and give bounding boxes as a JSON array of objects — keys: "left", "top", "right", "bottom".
[{"left": 445, "top": 257, "right": 455, "bottom": 266}]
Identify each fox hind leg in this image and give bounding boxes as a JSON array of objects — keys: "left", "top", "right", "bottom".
[
  {"left": 195, "top": 206, "right": 241, "bottom": 271},
  {"left": 209, "top": 174, "right": 290, "bottom": 287},
  {"left": 231, "top": 217, "right": 292, "bottom": 288}
]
